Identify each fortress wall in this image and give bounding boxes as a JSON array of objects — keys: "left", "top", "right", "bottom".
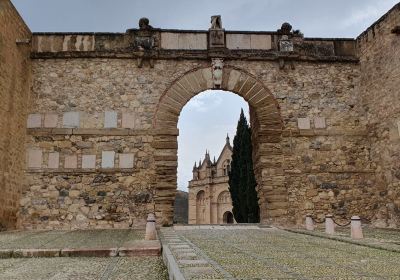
[
  {"left": 20, "top": 57, "right": 377, "bottom": 229},
  {"left": 0, "top": 0, "right": 31, "bottom": 229},
  {"left": 357, "top": 3, "right": 400, "bottom": 227}
]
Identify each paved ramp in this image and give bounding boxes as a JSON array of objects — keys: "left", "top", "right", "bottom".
[{"left": 160, "top": 226, "right": 400, "bottom": 279}]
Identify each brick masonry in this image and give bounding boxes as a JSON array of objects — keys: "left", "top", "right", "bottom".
[
  {"left": 0, "top": 1, "right": 399, "bottom": 229},
  {"left": 0, "top": 0, "right": 31, "bottom": 229}
]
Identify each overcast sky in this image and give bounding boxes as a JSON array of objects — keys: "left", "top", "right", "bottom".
[{"left": 11, "top": 0, "right": 398, "bottom": 191}]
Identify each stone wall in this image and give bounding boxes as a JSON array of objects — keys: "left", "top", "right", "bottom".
[
  {"left": 21, "top": 54, "right": 379, "bottom": 228},
  {"left": 358, "top": 3, "right": 400, "bottom": 227},
  {"left": 0, "top": 0, "right": 31, "bottom": 229},
  {"left": 5, "top": 4, "right": 399, "bottom": 228}
]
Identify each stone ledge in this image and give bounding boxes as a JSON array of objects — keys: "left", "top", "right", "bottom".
[
  {"left": 13, "top": 248, "right": 61, "bottom": 258},
  {"left": 30, "top": 50, "right": 359, "bottom": 63},
  {"left": 282, "top": 129, "right": 368, "bottom": 137},
  {"left": 60, "top": 248, "right": 118, "bottom": 257},
  {"left": 284, "top": 228, "right": 400, "bottom": 254},
  {"left": 284, "top": 169, "right": 375, "bottom": 174},
  {"left": 0, "top": 242, "right": 161, "bottom": 258},
  {"left": 25, "top": 168, "right": 135, "bottom": 174},
  {"left": 27, "top": 128, "right": 179, "bottom": 136}
]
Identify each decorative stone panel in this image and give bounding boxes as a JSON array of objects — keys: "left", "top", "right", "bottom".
[
  {"left": 82, "top": 155, "right": 96, "bottom": 169},
  {"left": 119, "top": 153, "right": 134, "bottom": 169},
  {"left": 62, "top": 112, "right": 80, "bottom": 128},
  {"left": 298, "top": 118, "right": 311, "bottom": 129},
  {"left": 27, "top": 114, "right": 41, "bottom": 128},
  {"left": 314, "top": 117, "right": 326, "bottom": 129},
  {"left": 104, "top": 111, "right": 118, "bottom": 128},
  {"left": 44, "top": 113, "right": 58, "bottom": 128},
  {"left": 101, "top": 151, "right": 115, "bottom": 169},
  {"left": 121, "top": 112, "right": 135, "bottom": 129},
  {"left": 27, "top": 149, "right": 42, "bottom": 169},
  {"left": 47, "top": 152, "right": 59, "bottom": 169},
  {"left": 64, "top": 155, "right": 78, "bottom": 169}
]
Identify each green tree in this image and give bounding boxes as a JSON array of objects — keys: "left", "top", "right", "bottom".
[{"left": 228, "top": 109, "right": 260, "bottom": 223}]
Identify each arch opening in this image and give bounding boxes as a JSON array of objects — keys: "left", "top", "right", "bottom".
[
  {"left": 223, "top": 211, "right": 234, "bottom": 224},
  {"left": 153, "top": 65, "right": 285, "bottom": 226}
]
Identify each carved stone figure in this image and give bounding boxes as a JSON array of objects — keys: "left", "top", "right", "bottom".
[
  {"left": 211, "top": 58, "right": 224, "bottom": 88},
  {"left": 209, "top": 15, "right": 225, "bottom": 48},
  {"left": 279, "top": 35, "right": 294, "bottom": 52},
  {"left": 139, "top": 17, "right": 153, "bottom": 30},
  {"left": 278, "top": 22, "right": 292, "bottom": 35},
  {"left": 135, "top": 17, "right": 155, "bottom": 51},
  {"left": 211, "top": 15, "right": 222, "bottom": 29}
]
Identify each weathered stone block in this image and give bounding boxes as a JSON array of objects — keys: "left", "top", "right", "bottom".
[
  {"left": 44, "top": 113, "right": 58, "bottom": 128},
  {"left": 226, "top": 34, "right": 251, "bottom": 49},
  {"left": 298, "top": 118, "right": 311, "bottom": 130},
  {"left": 178, "top": 33, "right": 207, "bottom": 50},
  {"left": 62, "top": 112, "right": 80, "bottom": 128},
  {"left": 48, "top": 152, "right": 59, "bottom": 169},
  {"left": 27, "top": 149, "right": 43, "bottom": 169},
  {"left": 104, "top": 111, "right": 118, "bottom": 128},
  {"left": 314, "top": 117, "right": 326, "bottom": 129},
  {"left": 119, "top": 153, "right": 134, "bottom": 169},
  {"left": 160, "top": 32, "right": 179, "bottom": 49},
  {"left": 250, "top": 35, "right": 272, "bottom": 50},
  {"left": 102, "top": 151, "right": 115, "bottom": 168},
  {"left": 121, "top": 112, "right": 135, "bottom": 129},
  {"left": 27, "top": 114, "right": 41, "bottom": 128},
  {"left": 64, "top": 155, "right": 77, "bottom": 169},
  {"left": 82, "top": 155, "right": 96, "bottom": 169}
]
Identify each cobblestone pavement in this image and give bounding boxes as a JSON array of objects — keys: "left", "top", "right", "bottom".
[
  {"left": 166, "top": 227, "right": 400, "bottom": 279},
  {"left": 0, "top": 257, "right": 168, "bottom": 280},
  {"left": 0, "top": 229, "right": 143, "bottom": 249},
  {"left": 309, "top": 226, "right": 400, "bottom": 252}
]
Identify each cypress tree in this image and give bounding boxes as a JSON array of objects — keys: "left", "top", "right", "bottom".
[{"left": 228, "top": 109, "right": 260, "bottom": 223}]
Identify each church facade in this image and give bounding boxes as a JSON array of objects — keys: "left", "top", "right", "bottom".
[{"left": 188, "top": 136, "right": 235, "bottom": 225}]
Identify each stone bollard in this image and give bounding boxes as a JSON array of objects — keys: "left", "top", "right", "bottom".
[
  {"left": 305, "top": 214, "right": 314, "bottom": 231},
  {"left": 351, "top": 216, "right": 363, "bottom": 239},
  {"left": 325, "top": 214, "right": 335, "bottom": 234},
  {"left": 145, "top": 213, "right": 157, "bottom": 240}
]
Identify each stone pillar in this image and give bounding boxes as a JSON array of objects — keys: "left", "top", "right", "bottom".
[
  {"left": 325, "top": 214, "right": 335, "bottom": 234},
  {"left": 145, "top": 213, "right": 157, "bottom": 240},
  {"left": 351, "top": 216, "right": 363, "bottom": 239},
  {"left": 305, "top": 214, "right": 314, "bottom": 231}
]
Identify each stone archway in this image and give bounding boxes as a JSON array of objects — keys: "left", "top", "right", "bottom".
[
  {"left": 153, "top": 65, "right": 285, "bottom": 225},
  {"left": 223, "top": 211, "right": 234, "bottom": 224}
]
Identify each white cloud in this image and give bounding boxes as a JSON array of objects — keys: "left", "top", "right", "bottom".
[
  {"left": 340, "top": 1, "right": 398, "bottom": 29},
  {"left": 185, "top": 91, "right": 223, "bottom": 113}
]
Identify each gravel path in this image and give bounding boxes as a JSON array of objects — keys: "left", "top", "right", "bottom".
[
  {"left": 0, "top": 257, "right": 168, "bottom": 280},
  {"left": 178, "top": 228, "right": 400, "bottom": 279}
]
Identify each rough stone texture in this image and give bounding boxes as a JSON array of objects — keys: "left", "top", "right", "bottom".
[
  {"left": 1, "top": 2, "right": 399, "bottom": 229},
  {"left": 357, "top": 3, "right": 400, "bottom": 227},
  {"left": 0, "top": 0, "right": 31, "bottom": 229},
  {"left": 24, "top": 56, "right": 376, "bottom": 228}
]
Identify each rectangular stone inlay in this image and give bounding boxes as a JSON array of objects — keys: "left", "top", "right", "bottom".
[
  {"left": 27, "top": 114, "right": 42, "bottom": 128},
  {"left": 63, "top": 112, "right": 80, "bottom": 128},
  {"left": 64, "top": 155, "right": 78, "bottom": 169},
  {"left": 82, "top": 155, "right": 96, "bottom": 169},
  {"left": 102, "top": 151, "right": 115, "bottom": 168},
  {"left": 119, "top": 153, "right": 134, "bottom": 169},
  {"left": 44, "top": 113, "right": 58, "bottom": 128},
  {"left": 48, "top": 152, "right": 59, "bottom": 169},
  {"left": 104, "top": 111, "right": 118, "bottom": 128},
  {"left": 298, "top": 118, "right": 311, "bottom": 130},
  {"left": 122, "top": 112, "right": 135, "bottom": 129},
  {"left": 314, "top": 117, "right": 326, "bottom": 129},
  {"left": 27, "top": 149, "right": 43, "bottom": 169}
]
